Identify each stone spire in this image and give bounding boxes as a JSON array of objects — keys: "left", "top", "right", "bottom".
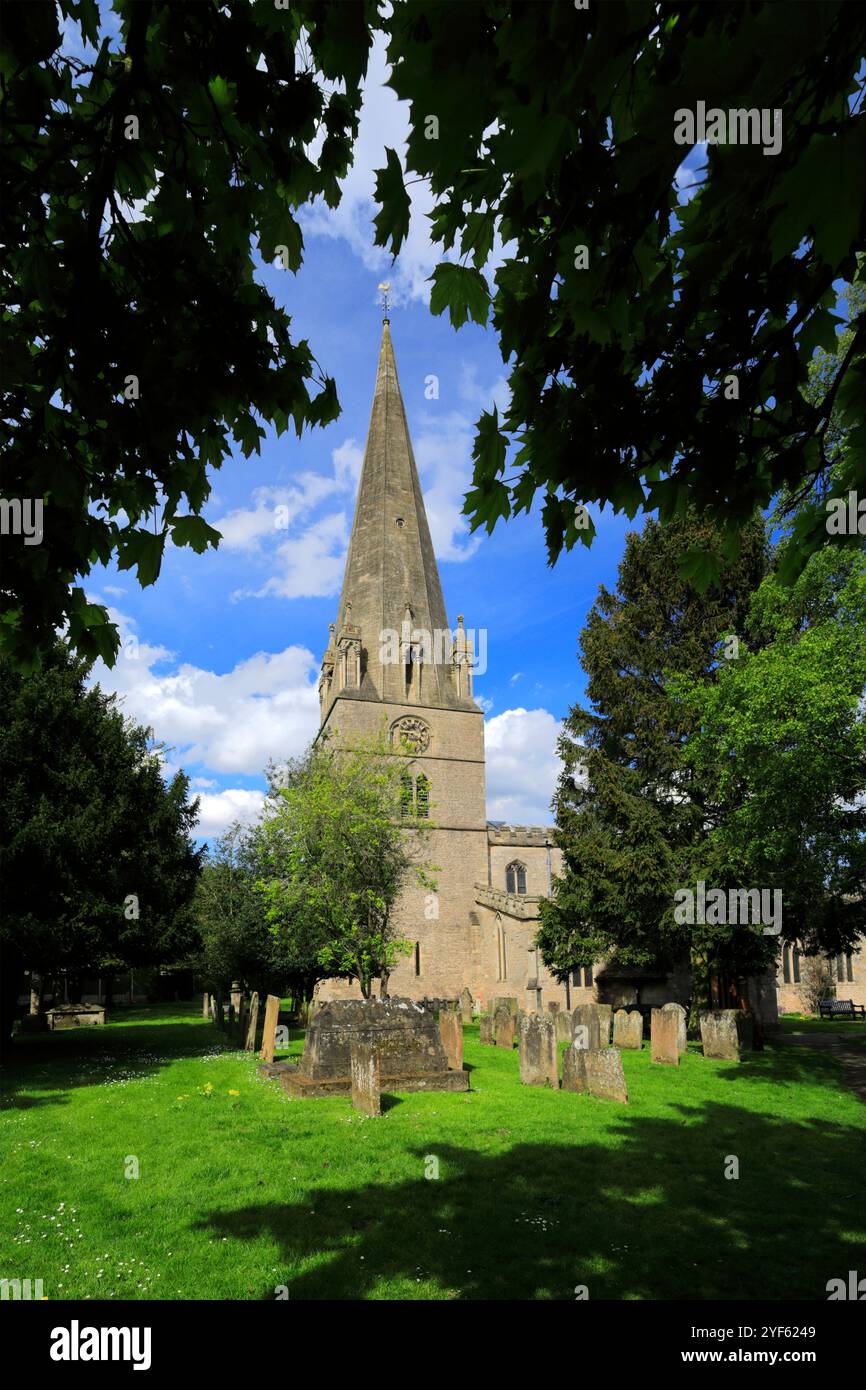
[{"left": 319, "top": 320, "right": 475, "bottom": 718}]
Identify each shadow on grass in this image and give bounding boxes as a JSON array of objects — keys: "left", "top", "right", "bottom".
[
  {"left": 194, "top": 1099, "right": 866, "bottom": 1301},
  {"left": 710, "top": 1040, "right": 863, "bottom": 1091}
]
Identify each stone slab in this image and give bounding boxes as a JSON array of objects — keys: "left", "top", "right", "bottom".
[
  {"left": 479, "top": 1015, "right": 495, "bottom": 1045},
  {"left": 651, "top": 1007, "right": 680, "bottom": 1065},
  {"left": 613, "top": 1008, "right": 644, "bottom": 1050},
  {"left": 562, "top": 1044, "right": 628, "bottom": 1103},
  {"left": 700, "top": 1009, "right": 752, "bottom": 1059},
  {"left": 439, "top": 1009, "right": 464, "bottom": 1072},
  {"left": 518, "top": 1013, "right": 559, "bottom": 1087},
  {"left": 350, "top": 1041, "right": 381, "bottom": 1117}
]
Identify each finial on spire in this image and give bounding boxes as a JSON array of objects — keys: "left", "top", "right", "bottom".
[{"left": 377, "top": 281, "right": 392, "bottom": 321}]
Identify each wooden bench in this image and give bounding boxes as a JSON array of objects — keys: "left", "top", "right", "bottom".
[{"left": 818, "top": 999, "right": 866, "bottom": 1020}]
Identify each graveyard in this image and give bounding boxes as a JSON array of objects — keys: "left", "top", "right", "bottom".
[{"left": 2, "top": 1001, "right": 864, "bottom": 1302}]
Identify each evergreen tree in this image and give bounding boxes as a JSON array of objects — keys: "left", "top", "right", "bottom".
[
  {"left": 536, "top": 514, "right": 769, "bottom": 999},
  {"left": 0, "top": 642, "right": 201, "bottom": 1047}
]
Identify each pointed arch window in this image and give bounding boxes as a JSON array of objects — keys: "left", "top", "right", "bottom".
[
  {"left": 400, "top": 772, "right": 430, "bottom": 819},
  {"left": 506, "top": 861, "right": 527, "bottom": 895}
]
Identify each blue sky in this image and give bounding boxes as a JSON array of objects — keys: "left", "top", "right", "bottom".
[{"left": 86, "top": 32, "right": 639, "bottom": 840}]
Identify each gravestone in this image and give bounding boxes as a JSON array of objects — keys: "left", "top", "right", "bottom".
[
  {"left": 45, "top": 1004, "right": 106, "bottom": 1030},
  {"left": 613, "top": 1008, "right": 643, "bottom": 1050},
  {"left": 555, "top": 1008, "right": 574, "bottom": 1044},
  {"left": 350, "top": 1041, "right": 381, "bottom": 1117},
  {"left": 700, "top": 1010, "right": 752, "bottom": 1059},
  {"left": 479, "top": 1015, "right": 495, "bottom": 1045},
  {"left": 260, "top": 993, "right": 281, "bottom": 1064},
  {"left": 596, "top": 1003, "right": 613, "bottom": 1046},
  {"left": 238, "top": 996, "right": 248, "bottom": 1044},
  {"left": 494, "top": 1006, "right": 516, "bottom": 1049},
  {"left": 230, "top": 982, "right": 242, "bottom": 1013},
  {"left": 651, "top": 1007, "right": 680, "bottom": 1065},
  {"left": 276, "top": 998, "right": 469, "bottom": 1098},
  {"left": 492, "top": 996, "right": 518, "bottom": 1018},
  {"left": 202, "top": 992, "right": 209, "bottom": 1020},
  {"left": 518, "top": 1013, "right": 559, "bottom": 1087},
  {"left": 572, "top": 1005, "right": 601, "bottom": 1052},
  {"left": 244, "top": 991, "right": 259, "bottom": 1051},
  {"left": 662, "top": 1002, "right": 687, "bottom": 1054},
  {"left": 439, "top": 1008, "right": 463, "bottom": 1072},
  {"left": 562, "top": 1044, "right": 628, "bottom": 1103},
  {"left": 547, "top": 1001, "right": 560, "bottom": 1014},
  {"left": 460, "top": 987, "right": 474, "bottom": 1025}
]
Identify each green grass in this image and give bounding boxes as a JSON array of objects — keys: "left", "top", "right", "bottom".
[
  {"left": 779, "top": 1012, "right": 866, "bottom": 1046},
  {"left": 2, "top": 1003, "right": 864, "bottom": 1301}
]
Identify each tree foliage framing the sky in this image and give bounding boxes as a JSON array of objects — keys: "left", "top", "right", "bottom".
[
  {"left": 376, "top": 0, "right": 866, "bottom": 587},
  {"left": 1, "top": 0, "right": 375, "bottom": 667}
]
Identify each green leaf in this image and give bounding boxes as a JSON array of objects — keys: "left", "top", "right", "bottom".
[
  {"left": 429, "top": 262, "right": 490, "bottom": 329},
  {"left": 170, "top": 516, "right": 222, "bottom": 554},
  {"left": 372, "top": 148, "right": 410, "bottom": 256}
]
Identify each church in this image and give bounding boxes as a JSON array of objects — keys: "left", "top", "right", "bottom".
[{"left": 313, "top": 319, "right": 780, "bottom": 1023}]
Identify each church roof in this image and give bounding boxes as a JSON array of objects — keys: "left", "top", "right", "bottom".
[{"left": 327, "top": 320, "right": 476, "bottom": 711}]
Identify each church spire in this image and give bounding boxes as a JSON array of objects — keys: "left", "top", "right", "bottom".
[{"left": 319, "top": 319, "right": 474, "bottom": 718}]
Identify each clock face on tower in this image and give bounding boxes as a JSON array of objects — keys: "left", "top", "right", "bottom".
[{"left": 391, "top": 716, "right": 431, "bottom": 754}]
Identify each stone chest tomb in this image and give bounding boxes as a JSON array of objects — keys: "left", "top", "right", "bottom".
[{"left": 276, "top": 998, "right": 469, "bottom": 1099}]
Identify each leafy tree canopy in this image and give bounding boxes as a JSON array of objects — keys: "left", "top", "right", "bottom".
[
  {"left": 255, "top": 732, "right": 434, "bottom": 999},
  {"left": 1, "top": 0, "right": 374, "bottom": 667},
  {"left": 376, "top": 0, "right": 866, "bottom": 587}
]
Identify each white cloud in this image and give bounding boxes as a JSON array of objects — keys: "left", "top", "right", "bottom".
[
  {"left": 91, "top": 608, "right": 321, "bottom": 777},
  {"left": 246, "top": 510, "right": 350, "bottom": 601},
  {"left": 194, "top": 788, "right": 266, "bottom": 840},
  {"left": 414, "top": 410, "right": 483, "bottom": 564},
  {"left": 484, "top": 707, "right": 563, "bottom": 826},
  {"left": 458, "top": 362, "right": 510, "bottom": 416}
]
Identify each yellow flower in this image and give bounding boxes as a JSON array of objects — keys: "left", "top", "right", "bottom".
[{"left": 228, "top": 1089, "right": 240, "bottom": 1096}]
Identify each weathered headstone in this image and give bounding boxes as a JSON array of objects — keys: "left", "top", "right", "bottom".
[
  {"left": 492, "top": 996, "right": 518, "bottom": 1017},
  {"left": 572, "top": 1004, "right": 601, "bottom": 1052},
  {"left": 651, "top": 1007, "right": 680, "bottom": 1065},
  {"left": 277, "top": 998, "right": 470, "bottom": 1097},
  {"left": 555, "top": 1008, "right": 574, "bottom": 1044},
  {"left": 562, "top": 1044, "right": 628, "bottom": 1103},
  {"left": 662, "top": 1002, "right": 687, "bottom": 1054},
  {"left": 460, "top": 987, "right": 474, "bottom": 1025},
  {"left": 612, "top": 1008, "right": 643, "bottom": 1050},
  {"left": 518, "top": 1013, "right": 559, "bottom": 1087},
  {"left": 439, "top": 1008, "right": 464, "bottom": 1072},
  {"left": 479, "top": 1015, "right": 495, "bottom": 1045},
  {"left": 230, "top": 982, "right": 242, "bottom": 1013},
  {"left": 547, "top": 1001, "right": 560, "bottom": 1014},
  {"left": 244, "top": 991, "right": 259, "bottom": 1051},
  {"left": 202, "top": 992, "right": 209, "bottom": 1020},
  {"left": 494, "top": 1006, "right": 516, "bottom": 1049},
  {"left": 596, "top": 1003, "right": 613, "bottom": 1046},
  {"left": 350, "top": 1041, "right": 381, "bottom": 1117},
  {"left": 700, "top": 1009, "right": 751, "bottom": 1059},
  {"left": 260, "top": 993, "right": 281, "bottom": 1064}
]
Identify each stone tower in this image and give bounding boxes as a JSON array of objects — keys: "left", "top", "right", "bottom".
[{"left": 316, "top": 319, "right": 488, "bottom": 999}]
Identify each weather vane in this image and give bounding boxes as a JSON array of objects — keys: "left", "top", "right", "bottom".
[{"left": 377, "top": 281, "right": 392, "bottom": 318}]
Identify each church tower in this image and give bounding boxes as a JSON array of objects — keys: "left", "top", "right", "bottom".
[{"left": 317, "top": 318, "right": 489, "bottom": 999}]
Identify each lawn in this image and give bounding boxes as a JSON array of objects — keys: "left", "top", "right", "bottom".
[{"left": 2, "top": 1003, "right": 864, "bottom": 1301}]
